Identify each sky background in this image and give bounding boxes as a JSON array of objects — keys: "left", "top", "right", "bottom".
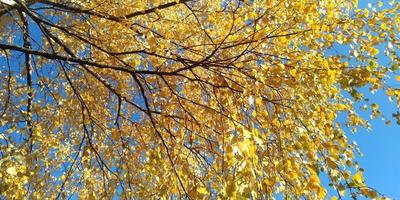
[
  {"left": 339, "top": 0, "right": 400, "bottom": 199},
  {"left": 349, "top": 90, "right": 400, "bottom": 200}
]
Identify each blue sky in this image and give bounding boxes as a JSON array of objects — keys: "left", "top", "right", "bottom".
[
  {"left": 350, "top": 90, "right": 400, "bottom": 199},
  {"left": 337, "top": 0, "right": 400, "bottom": 199}
]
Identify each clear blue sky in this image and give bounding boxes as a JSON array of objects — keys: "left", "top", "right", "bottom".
[{"left": 349, "top": 90, "right": 400, "bottom": 199}]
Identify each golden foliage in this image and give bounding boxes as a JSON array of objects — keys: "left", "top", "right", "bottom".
[{"left": 0, "top": 0, "right": 399, "bottom": 199}]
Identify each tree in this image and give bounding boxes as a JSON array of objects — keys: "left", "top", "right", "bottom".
[{"left": 0, "top": 0, "right": 399, "bottom": 199}]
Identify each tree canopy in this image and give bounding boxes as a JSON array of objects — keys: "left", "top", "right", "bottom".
[{"left": 0, "top": 0, "right": 399, "bottom": 199}]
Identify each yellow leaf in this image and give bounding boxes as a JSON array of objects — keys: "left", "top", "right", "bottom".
[
  {"left": 337, "top": 184, "right": 346, "bottom": 196},
  {"left": 148, "top": 37, "right": 157, "bottom": 52},
  {"left": 225, "top": 181, "right": 236, "bottom": 197},
  {"left": 111, "top": 128, "right": 121, "bottom": 140},
  {"left": 88, "top": 192, "right": 95, "bottom": 200},
  {"left": 370, "top": 48, "right": 379, "bottom": 56},
  {"left": 395, "top": 76, "right": 400, "bottom": 81},
  {"left": 327, "top": 34, "right": 334, "bottom": 42},
  {"left": 360, "top": 188, "right": 378, "bottom": 199},
  {"left": 327, "top": 157, "right": 337, "bottom": 168},
  {"left": 352, "top": 171, "right": 365, "bottom": 186},
  {"left": 197, "top": 187, "right": 208, "bottom": 194},
  {"left": 364, "top": 9, "right": 370, "bottom": 18},
  {"left": 132, "top": 58, "right": 141, "bottom": 67},
  {"left": 288, "top": 170, "right": 298, "bottom": 179},
  {"left": 238, "top": 140, "right": 250, "bottom": 154},
  {"left": 289, "top": 68, "right": 297, "bottom": 76},
  {"left": 6, "top": 166, "right": 17, "bottom": 176},
  {"left": 387, "top": 88, "right": 395, "bottom": 96},
  {"left": 318, "top": 186, "right": 327, "bottom": 199},
  {"left": 353, "top": 0, "right": 358, "bottom": 7}
]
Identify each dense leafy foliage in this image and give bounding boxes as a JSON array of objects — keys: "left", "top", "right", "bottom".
[{"left": 0, "top": 0, "right": 399, "bottom": 199}]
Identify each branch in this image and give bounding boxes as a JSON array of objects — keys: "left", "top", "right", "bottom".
[
  {"left": 125, "top": 0, "right": 191, "bottom": 19},
  {"left": 37, "top": 0, "right": 192, "bottom": 21},
  {"left": 18, "top": 10, "right": 33, "bottom": 151},
  {"left": 0, "top": 43, "right": 134, "bottom": 73}
]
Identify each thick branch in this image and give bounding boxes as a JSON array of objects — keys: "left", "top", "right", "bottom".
[{"left": 37, "top": 0, "right": 192, "bottom": 21}]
